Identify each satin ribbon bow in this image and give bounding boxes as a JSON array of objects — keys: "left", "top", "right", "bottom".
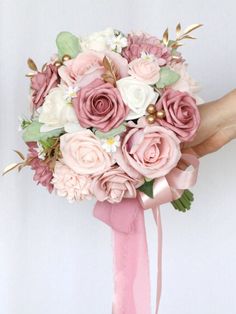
[{"left": 94, "top": 154, "right": 199, "bottom": 314}]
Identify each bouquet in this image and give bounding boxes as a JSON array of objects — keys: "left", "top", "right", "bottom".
[{"left": 4, "top": 24, "right": 202, "bottom": 313}]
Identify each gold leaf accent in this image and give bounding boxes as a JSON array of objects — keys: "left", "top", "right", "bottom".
[
  {"left": 182, "top": 23, "right": 203, "bottom": 36},
  {"left": 14, "top": 150, "right": 25, "bottom": 161},
  {"left": 162, "top": 28, "right": 169, "bottom": 46},
  {"left": 2, "top": 163, "right": 20, "bottom": 176},
  {"left": 171, "top": 42, "right": 183, "bottom": 49},
  {"left": 25, "top": 72, "right": 35, "bottom": 78},
  {"left": 101, "top": 56, "right": 118, "bottom": 86},
  {"left": 181, "top": 35, "right": 196, "bottom": 40},
  {"left": 41, "top": 63, "right": 48, "bottom": 72},
  {"left": 27, "top": 58, "right": 38, "bottom": 72},
  {"left": 176, "top": 23, "right": 182, "bottom": 38}
]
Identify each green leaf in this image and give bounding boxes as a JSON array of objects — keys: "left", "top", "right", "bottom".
[
  {"left": 23, "top": 121, "right": 63, "bottom": 142},
  {"left": 56, "top": 32, "right": 81, "bottom": 59},
  {"left": 171, "top": 189, "right": 194, "bottom": 212},
  {"left": 94, "top": 125, "right": 126, "bottom": 139},
  {"left": 156, "top": 67, "right": 180, "bottom": 88},
  {"left": 39, "top": 138, "right": 56, "bottom": 149},
  {"left": 138, "top": 179, "right": 154, "bottom": 198}
]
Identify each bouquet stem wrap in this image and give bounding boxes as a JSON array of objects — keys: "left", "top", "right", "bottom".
[{"left": 94, "top": 154, "right": 199, "bottom": 314}]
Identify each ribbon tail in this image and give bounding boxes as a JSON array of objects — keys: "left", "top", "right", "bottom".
[
  {"left": 152, "top": 207, "right": 163, "bottom": 314},
  {"left": 94, "top": 198, "right": 151, "bottom": 314},
  {"left": 112, "top": 199, "right": 151, "bottom": 314}
]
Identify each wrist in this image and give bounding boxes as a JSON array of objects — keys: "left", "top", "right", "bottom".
[{"left": 217, "top": 89, "right": 236, "bottom": 138}]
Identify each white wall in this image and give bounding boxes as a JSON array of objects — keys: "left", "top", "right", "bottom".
[{"left": 0, "top": 0, "right": 236, "bottom": 313}]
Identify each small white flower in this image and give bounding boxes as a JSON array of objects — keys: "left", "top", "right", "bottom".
[
  {"left": 141, "top": 51, "right": 156, "bottom": 62},
  {"left": 64, "top": 86, "right": 79, "bottom": 103},
  {"left": 101, "top": 135, "right": 120, "bottom": 153},
  {"left": 36, "top": 142, "right": 46, "bottom": 160},
  {"left": 108, "top": 34, "right": 128, "bottom": 53}
]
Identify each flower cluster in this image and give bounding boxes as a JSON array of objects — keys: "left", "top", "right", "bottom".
[{"left": 13, "top": 27, "right": 201, "bottom": 204}]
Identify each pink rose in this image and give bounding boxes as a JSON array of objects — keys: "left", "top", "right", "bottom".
[
  {"left": 52, "top": 161, "right": 92, "bottom": 202},
  {"left": 122, "top": 33, "right": 171, "bottom": 65},
  {"left": 73, "top": 79, "right": 129, "bottom": 132},
  {"left": 114, "top": 120, "right": 181, "bottom": 180},
  {"left": 31, "top": 64, "right": 59, "bottom": 109},
  {"left": 58, "top": 50, "right": 128, "bottom": 88},
  {"left": 155, "top": 89, "right": 200, "bottom": 142},
  {"left": 91, "top": 165, "right": 143, "bottom": 203},
  {"left": 27, "top": 142, "right": 54, "bottom": 192},
  {"left": 60, "top": 130, "right": 113, "bottom": 175},
  {"left": 128, "top": 57, "right": 160, "bottom": 85}
]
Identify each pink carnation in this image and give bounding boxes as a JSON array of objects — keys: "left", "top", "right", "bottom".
[
  {"left": 31, "top": 64, "right": 59, "bottom": 110},
  {"left": 155, "top": 89, "right": 200, "bottom": 142},
  {"left": 73, "top": 79, "right": 129, "bottom": 132},
  {"left": 122, "top": 33, "right": 171, "bottom": 65},
  {"left": 52, "top": 161, "right": 92, "bottom": 202},
  {"left": 27, "top": 142, "right": 54, "bottom": 192},
  {"left": 91, "top": 165, "right": 143, "bottom": 204}
]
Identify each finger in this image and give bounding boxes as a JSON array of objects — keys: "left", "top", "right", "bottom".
[{"left": 184, "top": 129, "right": 234, "bottom": 158}]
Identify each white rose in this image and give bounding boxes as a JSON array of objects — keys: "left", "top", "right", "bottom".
[
  {"left": 81, "top": 27, "right": 115, "bottom": 52},
  {"left": 116, "top": 77, "right": 159, "bottom": 120},
  {"left": 38, "top": 86, "right": 81, "bottom": 132},
  {"left": 170, "top": 63, "right": 204, "bottom": 104}
]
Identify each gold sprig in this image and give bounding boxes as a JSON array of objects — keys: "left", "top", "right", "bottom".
[
  {"left": 27, "top": 58, "right": 38, "bottom": 71},
  {"left": 162, "top": 23, "right": 203, "bottom": 48},
  {"left": 2, "top": 150, "right": 30, "bottom": 176},
  {"left": 102, "top": 56, "right": 119, "bottom": 86}
]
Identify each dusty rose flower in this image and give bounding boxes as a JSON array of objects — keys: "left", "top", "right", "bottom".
[
  {"left": 91, "top": 165, "right": 143, "bottom": 203},
  {"left": 60, "top": 130, "right": 113, "bottom": 175},
  {"left": 114, "top": 120, "right": 181, "bottom": 180},
  {"left": 155, "top": 89, "right": 200, "bottom": 142},
  {"left": 31, "top": 64, "right": 59, "bottom": 109},
  {"left": 122, "top": 33, "right": 171, "bottom": 65},
  {"left": 58, "top": 50, "right": 128, "bottom": 88},
  {"left": 52, "top": 161, "right": 92, "bottom": 202},
  {"left": 73, "top": 79, "right": 129, "bottom": 132},
  {"left": 27, "top": 142, "right": 54, "bottom": 192},
  {"left": 128, "top": 56, "right": 161, "bottom": 85}
]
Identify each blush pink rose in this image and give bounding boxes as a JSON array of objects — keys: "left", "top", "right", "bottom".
[
  {"left": 60, "top": 130, "right": 113, "bottom": 175},
  {"left": 73, "top": 79, "right": 129, "bottom": 132},
  {"left": 52, "top": 161, "right": 92, "bottom": 202},
  {"left": 91, "top": 165, "right": 143, "bottom": 203},
  {"left": 58, "top": 50, "right": 128, "bottom": 88},
  {"left": 122, "top": 33, "right": 171, "bottom": 65},
  {"left": 155, "top": 89, "right": 200, "bottom": 142},
  {"left": 128, "top": 57, "right": 161, "bottom": 85},
  {"left": 114, "top": 120, "right": 181, "bottom": 180},
  {"left": 31, "top": 64, "right": 59, "bottom": 109}
]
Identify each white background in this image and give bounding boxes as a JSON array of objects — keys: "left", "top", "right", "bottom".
[{"left": 0, "top": 0, "right": 236, "bottom": 313}]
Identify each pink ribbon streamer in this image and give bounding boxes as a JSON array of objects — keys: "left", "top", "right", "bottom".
[{"left": 94, "top": 154, "right": 199, "bottom": 314}]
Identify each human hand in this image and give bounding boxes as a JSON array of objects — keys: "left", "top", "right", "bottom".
[{"left": 182, "top": 90, "right": 236, "bottom": 157}]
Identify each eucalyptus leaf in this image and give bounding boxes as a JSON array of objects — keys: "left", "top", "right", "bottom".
[
  {"left": 138, "top": 179, "right": 154, "bottom": 198},
  {"left": 95, "top": 125, "right": 126, "bottom": 139},
  {"left": 56, "top": 32, "right": 81, "bottom": 59},
  {"left": 23, "top": 121, "right": 63, "bottom": 142},
  {"left": 156, "top": 67, "right": 180, "bottom": 88}
]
